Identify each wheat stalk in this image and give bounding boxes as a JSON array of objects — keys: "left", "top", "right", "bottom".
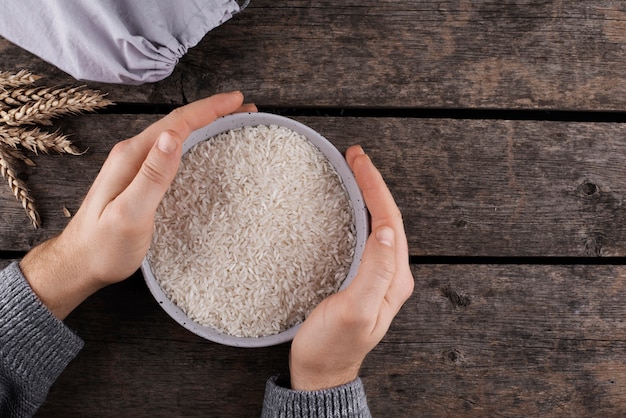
[
  {"left": 0, "top": 70, "right": 40, "bottom": 89},
  {"left": 0, "top": 144, "right": 40, "bottom": 228},
  {"left": 0, "top": 125, "right": 82, "bottom": 155},
  {"left": 0, "top": 85, "right": 63, "bottom": 111},
  {"left": 0, "top": 88, "right": 112, "bottom": 126},
  {"left": 0, "top": 86, "right": 91, "bottom": 106},
  {"left": 0, "top": 70, "right": 112, "bottom": 227},
  {"left": 0, "top": 86, "right": 60, "bottom": 107},
  {"left": 2, "top": 145, "right": 35, "bottom": 167}
]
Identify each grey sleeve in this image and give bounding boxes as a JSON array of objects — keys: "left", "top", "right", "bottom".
[
  {"left": 0, "top": 262, "right": 84, "bottom": 417},
  {"left": 262, "top": 375, "right": 372, "bottom": 418},
  {"left": 0, "top": 0, "right": 248, "bottom": 84}
]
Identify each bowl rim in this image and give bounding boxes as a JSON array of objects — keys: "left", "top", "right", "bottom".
[{"left": 141, "top": 112, "right": 369, "bottom": 347}]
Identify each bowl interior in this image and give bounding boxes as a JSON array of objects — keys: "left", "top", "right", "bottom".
[{"left": 141, "top": 112, "right": 369, "bottom": 347}]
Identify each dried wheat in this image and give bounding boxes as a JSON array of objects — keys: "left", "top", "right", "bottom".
[
  {"left": 0, "top": 70, "right": 112, "bottom": 227},
  {"left": 0, "top": 125, "right": 81, "bottom": 155},
  {"left": 0, "top": 86, "right": 90, "bottom": 107},
  {"left": 2, "top": 145, "right": 35, "bottom": 167},
  {"left": 0, "top": 86, "right": 56, "bottom": 107},
  {"left": 0, "top": 89, "right": 112, "bottom": 126},
  {"left": 0, "top": 70, "right": 40, "bottom": 89},
  {"left": 0, "top": 145, "right": 40, "bottom": 228}
]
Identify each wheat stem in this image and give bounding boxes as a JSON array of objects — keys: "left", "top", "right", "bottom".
[{"left": 0, "top": 145, "right": 40, "bottom": 228}]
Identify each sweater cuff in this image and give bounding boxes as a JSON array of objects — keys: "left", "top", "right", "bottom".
[
  {"left": 0, "top": 262, "right": 84, "bottom": 404},
  {"left": 262, "top": 374, "right": 371, "bottom": 418}
]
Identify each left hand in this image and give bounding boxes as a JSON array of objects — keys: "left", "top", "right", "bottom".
[{"left": 20, "top": 92, "right": 256, "bottom": 319}]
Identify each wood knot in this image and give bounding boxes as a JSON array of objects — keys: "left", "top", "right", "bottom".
[
  {"left": 453, "top": 219, "right": 469, "bottom": 228},
  {"left": 578, "top": 181, "right": 600, "bottom": 198},
  {"left": 582, "top": 235, "right": 603, "bottom": 257},
  {"left": 442, "top": 286, "right": 471, "bottom": 308},
  {"left": 444, "top": 349, "right": 464, "bottom": 364}
]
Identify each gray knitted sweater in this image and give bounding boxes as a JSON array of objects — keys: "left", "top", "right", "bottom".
[{"left": 0, "top": 262, "right": 371, "bottom": 417}]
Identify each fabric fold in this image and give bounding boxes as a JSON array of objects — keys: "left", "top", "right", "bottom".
[{"left": 0, "top": 0, "right": 247, "bottom": 84}]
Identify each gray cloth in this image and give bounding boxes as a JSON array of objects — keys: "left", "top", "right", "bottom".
[
  {"left": 0, "top": 0, "right": 249, "bottom": 84},
  {"left": 0, "top": 262, "right": 371, "bottom": 417},
  {"left": 263, "top": 375, "right": 372, "bottom": 418}
]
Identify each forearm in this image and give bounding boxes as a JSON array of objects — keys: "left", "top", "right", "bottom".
[
  {"left": 19, "top": 235, "right": 101, "bottom": 320},
  {"left": 0, "top": 262, "right": 83, "bottom": 417},
  {"left": 261, "top": 375, "right": 371, "bottom": 418}
]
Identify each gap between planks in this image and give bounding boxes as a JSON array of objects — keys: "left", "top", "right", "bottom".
[{"left": 103, "top": 103, "right": 626, "bottom": 123}]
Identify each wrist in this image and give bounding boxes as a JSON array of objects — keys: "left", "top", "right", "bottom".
[
  {"left": 289, "top": 360, "right": 360, "bottom": 391},
  {"left": 20, "top": 234, "right": 101, "bottom": 320}
]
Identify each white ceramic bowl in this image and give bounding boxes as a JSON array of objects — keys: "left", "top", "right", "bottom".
[{"left": 141, "top": 112, "right": 369, "bottom": 347}]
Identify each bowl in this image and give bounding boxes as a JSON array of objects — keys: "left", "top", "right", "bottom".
[{"left": 141, "top": 112, "right": 369, "bottom": 347}]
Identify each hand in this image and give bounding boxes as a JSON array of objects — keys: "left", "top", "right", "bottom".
[
  {"left": 20, "top": 92, "right": 257, "bottom": 319},
  {"left": 289, "top": 145, "right": 415, "bottom": 391}
]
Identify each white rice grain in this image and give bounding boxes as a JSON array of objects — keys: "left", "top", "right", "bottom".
[{"left": 149, "top": 125, "right": 356, "bottom": 338}]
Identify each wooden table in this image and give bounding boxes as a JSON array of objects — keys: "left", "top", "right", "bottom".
[{"left": 3, "top": 1, "right": 626, "bottom": 416}]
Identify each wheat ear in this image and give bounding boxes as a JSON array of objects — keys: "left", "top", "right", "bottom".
[
  {"left": 0, "top": 145, "right": 40, "bottom": 228},
  {"left": 0, "top": 88, "right": 113, "bottom": 126},
  {"left": 0, "top": 125, "right": 82, "bottom": 155},
  {"left": 0, "top": 85, "right": 99, "bottom": 106},
  {"left": 1, "top": 145, "right": 35, "bottom": 167},
  {"left": 0, "top": 70, "right": 41, "bottom": 89},
  {"left": 0, "top": 86, "right": 56, "bottom": 107},
  {"left": 0, "top": 85, "right": 68, "bottom": 111}
]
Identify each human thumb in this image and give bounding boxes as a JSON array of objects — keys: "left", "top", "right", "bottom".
[{"left": 349, "top": 226, "right": 397, "bottom": 302}]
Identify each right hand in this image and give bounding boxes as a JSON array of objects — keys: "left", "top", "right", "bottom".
[{"left": 289, "top": 145, "right": 414, "bottom": 391}]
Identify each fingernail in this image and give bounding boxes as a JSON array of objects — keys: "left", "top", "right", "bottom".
[
  {"left": 376, "top": 227, "right": 394, "bottom": 247},
  {"left": 355, "top": 145, "right": 366, "bottom": 156},
  {"left": 157, "top": 132, "right": 176, "bottom": 154},
  {"left": 229, "top": 90, "right": 242, "bottom": 95}
]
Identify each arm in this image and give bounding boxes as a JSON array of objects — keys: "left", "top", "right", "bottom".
[
  {"left": 0, "top": 262, "right": 83, "bottom": 417},
  {"left": 20, "top": 92, "right": 254, "bottom": 320},
  {"left": 0, "top": 92, "right": 254, "bottom": 416},
  {"left": 261, "top": 146, "right": 415, "bottom": 417}
]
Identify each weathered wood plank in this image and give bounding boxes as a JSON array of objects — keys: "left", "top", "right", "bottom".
[
  {"left": 181, "top": 0, "right": 626, "bottom": 111},
  {"left": 0, "top": 259, "right": 15, "bottom": 270},
  {"left": 35, "top": 264, "right": 626, "bottom": 417},
  {"left": 3, "top": 115, "right": 625, "bottom": 257},
  {"left": 299, "top": 116, "right": 626, "bottom": 257},
  {"left": 366, "top": 264, "right": 626, "bottom": 417},
  {"left": 5, "top": 1, "right": 626, "bottom": 111}
]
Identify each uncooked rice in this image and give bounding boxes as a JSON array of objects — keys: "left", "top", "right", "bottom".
[{"left": 148, "top": 124, "right": 356, "bottom": 338}]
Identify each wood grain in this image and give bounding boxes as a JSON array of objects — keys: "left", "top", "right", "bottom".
[
  {"left": 300, "top": 116, "right": 626, "bottom": 257},
  {"left": 364, "top": 264, "right": 626, "bottom": 417},
  {"left": 33, "top": 264, "right": 626, "bottom": 417},
  {"left": 3, "top": 115, "right": 626, "bottom": 257},
  {"left": 0, "top": 259, "right": 15, "bottom": 270},
  {"left": 179, "top": 0, "right": 626, "bottom": 111},
  {"left": 5, "top": 1, "right": 626, "bottom": 111}
]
